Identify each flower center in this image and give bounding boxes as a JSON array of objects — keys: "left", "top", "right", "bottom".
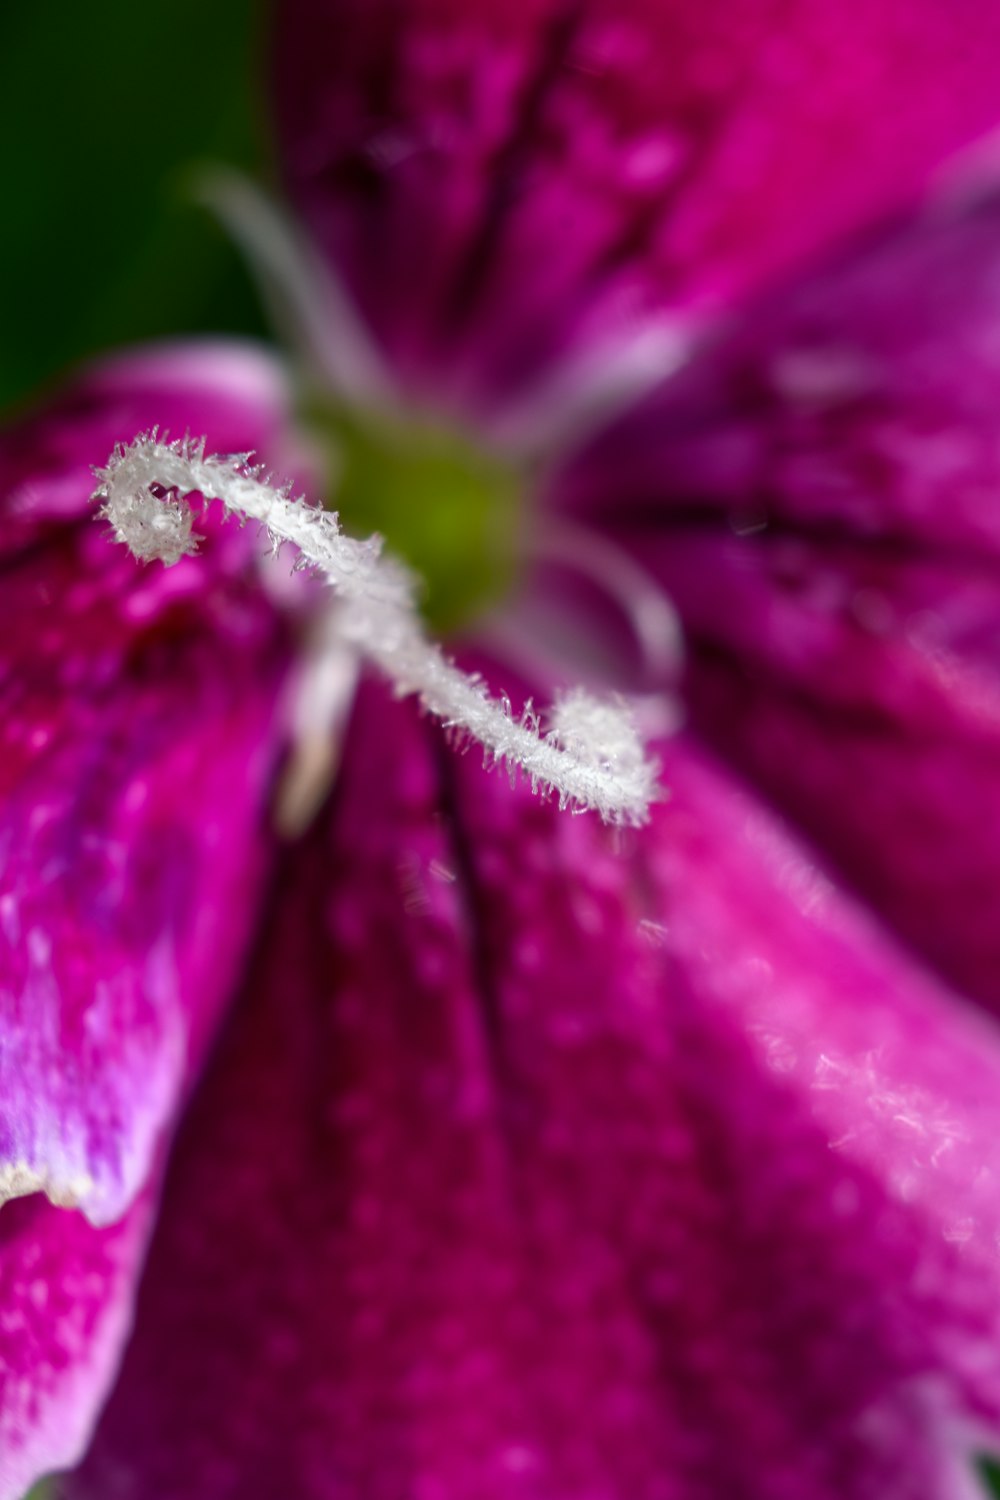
[{"left": 303, "top": 398, "right": 522, "bottom": 635}]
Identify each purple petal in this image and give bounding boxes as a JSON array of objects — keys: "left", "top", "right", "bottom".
[
  {"left": 273, "top": 0, "right": 1000, "bottom": 413},
  {"left": 564, "top": 196, "right": 1000, "bottom": 1016},
  {"left": 0, "top": 1190, "right": 155, "bottom": 1500},
  {"left": 73, "top": 683, "right": 1000, "bottom": 1499},
  {"left": 0, "top": 348, "right": 295, "bottom": 1224}
]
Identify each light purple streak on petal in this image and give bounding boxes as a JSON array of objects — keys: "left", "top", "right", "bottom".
[
  {"left": 0, "top": 1190, "right": 155, "bottom": 1500},
  {"left": 273, "top": 0, "right": 1000, "bottom": 417},
  {"left": 0, "top": 356, "right": 295, "bottom": 1223},
  {"left": 563, "top": 196, "right": 1000, "bottom": 1016},
  {"left": 73, "top": 685, "right": 1000, "bottom": 1499}
]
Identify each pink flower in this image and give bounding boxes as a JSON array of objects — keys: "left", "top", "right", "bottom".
[{"left": 6, "top": 2, "right": 1000, "bottom": 1497}]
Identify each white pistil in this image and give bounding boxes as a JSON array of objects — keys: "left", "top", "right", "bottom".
[{"left": 93, "top": 433, "right": 660, "bottom": 824}]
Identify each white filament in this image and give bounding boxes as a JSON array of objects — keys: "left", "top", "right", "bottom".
[
  {"left": 197, "top": 171, "right": 396, "bottom": 410},
  {"left": 93, "top": 434, "right": 659, "bottom": 824}
]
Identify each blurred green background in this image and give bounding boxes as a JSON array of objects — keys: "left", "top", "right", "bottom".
[{"left": 0, "top": 0, "right": 269, "bottom": 416}]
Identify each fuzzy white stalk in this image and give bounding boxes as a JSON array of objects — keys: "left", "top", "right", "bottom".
[{"left": 93, "top": 434, "right": 659, "bottom": 824}]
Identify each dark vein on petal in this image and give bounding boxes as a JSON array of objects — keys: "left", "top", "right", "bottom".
[
  {"left": 443, "top": 0, "right": 588, "bottom": 332},
  {"left": 602, "top": 504, "right": 1000, "bottom": 579},
  {"left": 429, "top": 719, "right": 514, "bottom": 1092},
  {"left": 584, "top": 0, "right": 798, "bottom": 292}
]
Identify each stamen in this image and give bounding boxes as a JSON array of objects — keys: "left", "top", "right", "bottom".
[
  {"left": 197, "top": 171, "right": 396, "bottom": 410},
  {"left": 526, "top": 516, "right": 683, "bottom": 685},
  {"left": 494, "top": 321, "right": 691, "bottom": 460},
  {"left": 93, "top": 433, "right": 660, "bottom": 824}
]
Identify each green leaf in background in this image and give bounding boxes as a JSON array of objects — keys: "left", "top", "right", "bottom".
[
  {"left": 0, "top": 0, "right": 272, "bottom": 414},
  {"left": 980, "top": 1455, "right": 1000, "bottom": 1495}
]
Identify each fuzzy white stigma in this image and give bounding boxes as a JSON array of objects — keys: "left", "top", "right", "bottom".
[{"left": 93, "top": 433, "right": 660, "bottom": 824}]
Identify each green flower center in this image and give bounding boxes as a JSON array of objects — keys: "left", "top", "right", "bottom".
[{"left": 304, "top": 399, "right": 523, "bottom": 635}]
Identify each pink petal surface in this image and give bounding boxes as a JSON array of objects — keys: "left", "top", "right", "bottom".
[
  {"left": 563, "top": 196, "right": 1000, "bottom": 1017},
  {"left": 274, "top": 0, "right": 1000, "bottom": 413},
  {"left": 73, "top": 683, "right": 1000, "bottom": 1499},
  {"left": 0, "top": 1191, "right": 156, "bottom": 1500},
  {"left": 0, "top": 346, "right": 295, "bottom": 1224}
]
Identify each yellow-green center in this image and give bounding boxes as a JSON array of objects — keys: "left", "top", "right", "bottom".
[{"left": 304, "top": 398, "right": 523, "bottom": 635}]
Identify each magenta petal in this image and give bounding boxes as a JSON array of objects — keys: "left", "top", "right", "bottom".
[
  {"left": 0, "top": 350, "right": 294, "bottom": 1223},
  {"left": 0, "top": 1191, "right": 155, "bottom": 1500},
  {"left": 274, "top": 0, "right": 1000, "bottom": 410},
  {"left": 74, "top": 685, "right": 1000, "bottom": 1499},
  {"left": 567, "top": 197, "right": 1000, "bottom": 1016}
]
